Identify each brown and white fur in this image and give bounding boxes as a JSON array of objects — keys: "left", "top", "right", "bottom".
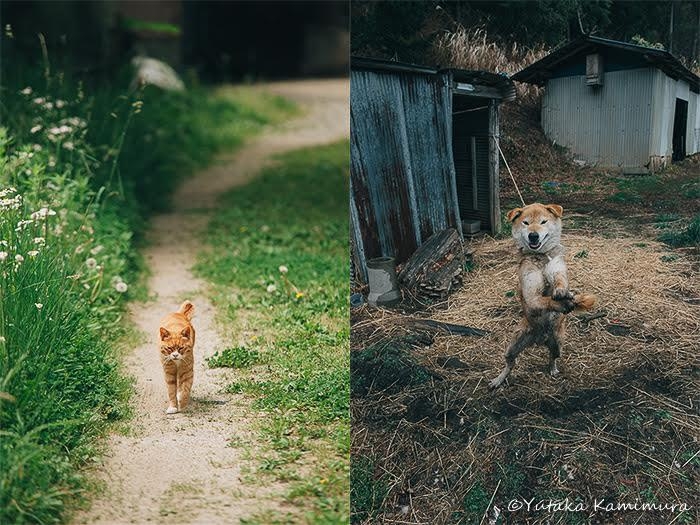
[
  {"left": 159, "top": 300, "right": 196, "bottom": 413},
  {"left": 489, "top": 203, "right": 595, "bottom": 389}
]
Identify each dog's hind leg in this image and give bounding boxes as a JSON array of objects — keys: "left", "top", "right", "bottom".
[
  {"left": 547, "top": 317, "right": 565, "bottom": 377},
  {"left": 546, "top": 336, "right": 561, "bottom": 377},
  {"left": 489, "top": 328, "right": 535, "bottom": 389}
]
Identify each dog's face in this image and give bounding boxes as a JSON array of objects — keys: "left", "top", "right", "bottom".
[{"left": 507, "top": 203, "right": 563, "bottom": 253}]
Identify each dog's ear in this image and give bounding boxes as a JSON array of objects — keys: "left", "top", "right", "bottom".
[
  {"left": 506, "top": 207, "right": 523, "bottom": 222},
  {"left": 545, "top": 204, "right": 563, "bottom": 218}
]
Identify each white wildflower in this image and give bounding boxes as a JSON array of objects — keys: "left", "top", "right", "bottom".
[
  {"left": 266, "top": 284, "right": 277, "bottom": 293},
  {"left": 46, "top": 182, "right": 59, "bottom": 191},
  {"left": 48, "top": 157, "right": 56, "bottom": 168},
  {"left": 74, "top": 245, "right": 84, "bottom": 254},
  {"left": 261, "top": 224, "right": 270, "bottom": 232},
  {"left": 15, "top": 219, "right": 33, "bottom": 231},
  {"left": 15, "top": 254, "right": 24, "bottom": 263},
  {"left": 278, "top": 265, "right": 288, "bottom": 274},
  {"left": 0, "top": 240, "right": 7, "bottom": 246},
  {"left": 90, "top": 245, "right": 103, "bottom": 255},
  {"left": 85, "top": 257, "right": 97, "bottom": 269},
  {"left": 0, "top": 336, "right": 5, "bottom": 343},
  {"left": 30, "top": 124, "right": 42, "bottom": 134},
  {"left": 0, "top": 251, "right": 7, "bottom": 261},
  {"left": 55, "top": 99, "right": 66, "bottom": 108},
  {"left": 35, "top": 303, "right": 43, "bottom": 310},
  {"left": 30, "top": 208, "right": 56, "bottom": 220},
  {"left": 33, "top": 144, "right": 42, "bottom": 151},
  {"left": 115, "top": 281, "right": 128, "bottom": 293},
  {"left": 33, "top": 237, "right": 45, "bottom": 245},
  {"left": 0, "top": 187, "right": 17, "bottom": 198},
  {"left": 83, "top": 283, "right": 90, "bottom": 289},
  {"left": 27, "top": 250, "right": 39, "bottom": 258},
  {"left": 1, "top": 195, "right": 22, "bottom": 210},
  {"left": 44, "top": 102, "right": 54, "bottom": 110},
  {"left": 20, "top": 87, "right": 32, "bottom": 95},
  {"left": 63, "top": 141, "right": 74, "bottom": 151},
  {"left": 32, "top": 97, "right": 45, "bottom": 105}
]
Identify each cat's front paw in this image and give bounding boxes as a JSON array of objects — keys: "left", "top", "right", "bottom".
[{"left": 166, "top": 406, "right": 178, "bottom": 414}]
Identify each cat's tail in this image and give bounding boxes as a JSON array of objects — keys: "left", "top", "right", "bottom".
[{"left": 179, "top": 300, "right": 195, "bottom": 320}]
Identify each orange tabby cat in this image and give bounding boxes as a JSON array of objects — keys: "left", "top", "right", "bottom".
[{"left": 159, "top": 300, "right": 195, "bottom": 414}]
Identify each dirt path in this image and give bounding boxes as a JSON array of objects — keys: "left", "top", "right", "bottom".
[{"left": 74, "top": 79, "right": 349, "bottom": 525}]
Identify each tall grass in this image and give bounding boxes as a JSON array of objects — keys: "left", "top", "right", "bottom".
[
  {"left": 0, "top": 108, "right": 133, "bottom": 523},
  {"left": 432, "top": 26, "right": 548, "bottom": 106}
]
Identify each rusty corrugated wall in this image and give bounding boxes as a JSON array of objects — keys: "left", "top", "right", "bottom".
[{"left": 350, "top": 69, "right": 461, "bottom": 283}]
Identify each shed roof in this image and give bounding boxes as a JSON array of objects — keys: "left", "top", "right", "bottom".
[
  {"left": 351, "top": 56, "right": 516, "bottom": 101},
  {"left": 512, "top": 36, "right": 699, "bottom": 93}
]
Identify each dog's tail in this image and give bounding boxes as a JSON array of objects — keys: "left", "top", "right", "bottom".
[
  {"left": 573, "top": 293, "right": 596, "bottom": 312},
  {"left": 178, "top": 300, "right": 195, "bottom": 320}
]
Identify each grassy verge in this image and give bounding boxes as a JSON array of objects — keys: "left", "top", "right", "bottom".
[
  {"left": 0, "top": 48, "right": 297, "bottom": 523},
  {"left": 195, "top": 141, "right": 350, "bottom": 523}
]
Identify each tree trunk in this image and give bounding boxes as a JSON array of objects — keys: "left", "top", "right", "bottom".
[
  {"left": 669, "top": 0, "right": 675, "bottom": 54},
  {"left": 398, "top": 229, "right": 465, "bottom": 299},
  {"left": 695, "top": 1, "right": 700, "bottom": 63}
]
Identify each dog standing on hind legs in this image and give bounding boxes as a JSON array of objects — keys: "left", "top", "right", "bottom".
[{"left": 489, "top": 203, "right": 596, "bottom": 389}]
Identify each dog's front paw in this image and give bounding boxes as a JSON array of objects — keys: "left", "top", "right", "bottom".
[
  {"left": 166, "top": 406, "right": 178, "bottom": 414},
  {"left": 553, "top": 297, "right": 575, "bottom": 313},
  {"left": 553, "top": 287, "right": 573, "bottom": 301}
]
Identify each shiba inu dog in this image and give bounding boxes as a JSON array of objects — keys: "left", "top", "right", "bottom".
[{"left": 489, "top": 203, "right": 595, "bottom": 389}]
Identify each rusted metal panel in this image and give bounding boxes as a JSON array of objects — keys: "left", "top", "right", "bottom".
[
  {"left": 400, "top": 73, "right": 460, "bottom": 241},
  {"left": 350, "top": 71, "right": 419, "bottom": 266},
  {"left": 350, "top": 69, "right": 460, "bottom": 277}
]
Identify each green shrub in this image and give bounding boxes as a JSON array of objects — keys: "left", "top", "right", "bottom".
[{"left": 658, "top": 214, "right": 700, "bottom": 247}]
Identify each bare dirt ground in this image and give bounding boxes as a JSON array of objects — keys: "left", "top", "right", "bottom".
[{"left": 73, "top": 79, "right": 349, "bottom": 525}]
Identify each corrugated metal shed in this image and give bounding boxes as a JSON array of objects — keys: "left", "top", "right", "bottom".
[
  {"left": 514, "top": 36, "right": 700, "bottom": 170},
  {"left": 351, "top": 57, "right": 514, "bottom": 283}
]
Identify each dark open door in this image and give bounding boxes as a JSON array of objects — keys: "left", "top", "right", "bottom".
[
  {"left": 672, "top": 98, "right": 688, "bottom": 162},
  {"left": 452, "top": 95, "right": 491, "bottom": 233}
]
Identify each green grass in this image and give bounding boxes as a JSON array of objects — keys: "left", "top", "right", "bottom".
[
  {"left": 0, "top": 46, "right": 297, "bottom": 523},
  {"left": 350, "top": 456, "right": 388, "bottom": 523},
  {"left": 195, "top": 141, "right": 350, "bottom": 523},
  {"left": 207, "top": 346, "right": 260, "bottom": 368},
  {"left": 351, "top": 336, "right": 432, "bottom": 397},
  {"left": 658, "top": 214, "right": 700, "bottom": 247}
]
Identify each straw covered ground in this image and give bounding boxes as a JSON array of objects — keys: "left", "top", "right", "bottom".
[{"left": 351, "top": 233, "right": 699, "bottom": 524}]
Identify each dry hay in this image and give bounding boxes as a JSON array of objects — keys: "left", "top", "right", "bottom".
[{"left": 351, "top": 234, "right": 699, "bottom": 525}]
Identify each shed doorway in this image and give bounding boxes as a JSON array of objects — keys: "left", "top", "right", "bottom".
[
  {"left": 672, "top": 98, "right": 688, "bottom": 162},
  {"left": 452, "top": 95, "right": 492, "bottom": 233}
]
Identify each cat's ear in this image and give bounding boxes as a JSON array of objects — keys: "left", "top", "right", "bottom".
[
  {"left": 180, "top": 326, "right": 191, "bottom": 339},
  {"left": 160, "top": 327, "right": 170, "bottom": 340}
]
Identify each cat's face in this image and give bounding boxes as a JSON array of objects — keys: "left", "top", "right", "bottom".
[{"left": 159, "top": 326, "right": 192, "bottom": 361}]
